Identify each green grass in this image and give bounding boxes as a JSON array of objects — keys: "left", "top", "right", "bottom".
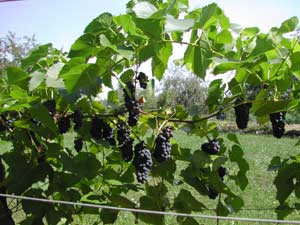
[
  {"left": 172, "top": 131, "right": 300, "bottom": 225},
  {"left": 13, "top": 132, "right": 300, "bottom": 224}
]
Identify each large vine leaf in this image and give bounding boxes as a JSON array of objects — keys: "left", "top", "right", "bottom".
[
  {"left": 277, "top": 16, "right": 299, "bottom": 35},
  {"left": 6, "top": 67, "right": 29, "bottom": 90},
  {"left": 229, "top": 145, "right": 249, "bottom": 190},
  {"left": 151, "top": 38, "right": 172, "bottom": 80},
  {"left": 60, "top": 63, "right": 100, "bottom": 93},
  {"left": 21, "top": 43, "right": 52, "bottom": 69},
  {"left": 184, "top": 32, "right": 212, "bottom": 78}
]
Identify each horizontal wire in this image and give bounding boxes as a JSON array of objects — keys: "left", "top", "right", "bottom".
[{"left": 0, "top": 194, "right": 300, "bottom": 224}]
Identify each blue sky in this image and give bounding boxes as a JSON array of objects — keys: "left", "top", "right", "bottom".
[{"left": 0, "top": 0, "right": 299, "bottom": 51}]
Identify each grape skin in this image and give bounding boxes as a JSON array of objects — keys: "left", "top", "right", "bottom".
[
  {"left": 133, "top": 142, "right": 152, "bottom": 183},
  {"left": 270, "top": 112, "right": 286, "bottom": 138},
  {"left": 201, "top": 139, "right": 220, "bottom": 155}
]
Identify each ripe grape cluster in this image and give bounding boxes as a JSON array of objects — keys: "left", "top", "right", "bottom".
[
  {"left": 90, "top": 116, "right": 115, "bottom": 144},
  {"left": 74, "top": 137, "right": 83, "bottom": 152},
  {"left": 153, "top": 126, "right": 173, "bottom": 163},
  {"left": 57, "top": 115, "right": 71, "bottom": 134},
  {"left": 123, "top": 81, "right": 141, "bottom": 126},
  {"left": 43, "top": 100, "right": 56, "bottom": 116},
  {"left": 208, "top": 186, "right": 219, "bottom": 199},
  {"left": 218, "top": 166, "right": 227, "bottom": 180},
  {"left": 234, "top": 99, "right": 251, "bottom": 129},
  {"left": 117, "top": 122, "right": 133, "bottom": 162},
  {"left": 102, "top": 122, "right": 116, "bottom": 145},
  {"left": 201, "top": 139, "right": 220, "bottom": 155},
  {"left": 137, "top": 72, "right": 149, "bottom": 89},
  {"left": 133, "top": 141, "right": 153, "bottom": 183},
  {"left": 270, "top": 112, "right": 286, "bottom": 138},
  {"left": 72, "top": 109, "right": 83, "bottom": 130},
  {"left": 0, "top": 117, "right": 5, "bottom": 132}
]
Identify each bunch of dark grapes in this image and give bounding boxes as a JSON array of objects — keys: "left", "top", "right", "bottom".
[
  {"left": 74, "top": 137, "right": 83, "bottom": 152},
  {"left": 0, "top": 117, "right": 5, "bottom": 132},
  {"left": 137, "top": 72, "right": 149, "bottom": 89},
  {"left": 153, "top": 126, "right": 174, "bottom": 163},
  {"left": 57, "top": 115, "right": 71, "bottom": 134},
  {"left": 123, "top": 81, "right": 141, "bottom": 127},
  {"left": 43, "top": 100, "right": 56, "bottom": 116},
  {"left": 208, "top": 186, "right": 219, "bottom": 199},
  {"left": 117, "top": 122, "right": 133, "bottom": 162},
  {"left": 201, "top": 139, "right": 220, "bottom": 155},
  {"left": 37, "top": 145, "right": 46, "bottom": 164},
  {"left": 270, "top": 112, "right": 286, "bottom": 138},
  {"left": 90, "top": 117, "right": 104, "bottom": 140},
  {"left": 133, "top": 141, "right": 153, "bottom": 183},
  {"left": 72, "top": 109, "right": 83, "bottom": 130},
  {"left": 102, "top": 122, "right": 116, "bottom": 145},
  {"left": 218, "top": 166, "right": 227, "bottom": 181},
  {"left": 123, "top": 81, "right": 135, "bottom": 109},
  {"left": 90, "top": 116, "right": 116, "bottom": 144},
  {"left": 234, "top": 99, "right": 251, "bottom": 129}
]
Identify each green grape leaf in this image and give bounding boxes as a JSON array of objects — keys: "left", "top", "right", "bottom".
[
  {"left": 191, "top": 150, "right": 211, "bottom": 169},
  {"left": 216, "top": 201, "right": 230, "bottom": 216},
  {"left": 114, "top": 14, "right": 138, "bottom": 35},
  {"left": 100, "top": 209, "right": 119, "bottom": 224},
  {"left": 278, "top": 16, "right": 299, "bottom": 35},
  {"left": 216, "top": 30, "right": 233, "bottom": 44},
  {"left": 181, "top": 166, "right": 207, "bottom": 195},
  {"left": 21, "top": 43, "right": 52, "bottom": 69},
  {"left": 213, "top": 61, "right": 242, "bottom": 75},
  {"left": 229, "top": 145, "right": 249, "bottom": 190},
  {"left": 139, "top": 196, "right": 164, "bottom": 225},
  {"left": 31, "top": 104, "right": 58, "bottom": 135},
  {"left": 274, "top": 162, "right": 300, "bottom": 204},
  {"left": 120, "top": 69, "right": 135, "bottom": 83},
  {"left": 165, "top": 17, "right": 194, "bottom": 32},
  {"left": 45, "top": 62, "right": 65, "bottom": 89},
  {"left": 6, "top": 67, "right": 29, "bottom": 90},
  {"left": 108, "top": 195, "right": 136, "bottom": 208},
  {"left": 206, "top": 79, "right": 224, "bottom": 106},
  {"left": 226, "top": 133, "right": 240, "bottom": 145},
  {"left": 151, "top": 159, "right": 176, "bottom": 182},
  {"left": 29, "top": 71, "right": 44, "bottom": 91},
  {"left": 253, "top": 100, "right": 289, "bottom": 117},
  {"left": 249, "top": 34, "right": 274, "bottom": 58},
  {"left": 225, "top": 195, "right": 244, "bottom": 212},
  {"left": 177, "top": 217, "right": 199, "bottom": 225},
  {"left": 151, "top": 39, "right": 172, "bottom": 80},
  {"left": 184, "top": 33, "right": 211, "bottom": 78},
  {"left": 0, "top": 140, "right": 13, "bottom": 155},
  {"left": 107, "top": 90, "right": 119, "bottom": 104},
  {"left": 68, "top": 33, "right": 98, "bottom": 59},
  {"left": 132, "top": 2, "right": 157, "bottom": 19},
  {"left": 173, "top": 189, "right": 206, "bottom": 213},
  {"left": 276, "top": 203, "right": 294, "bottom": 220},
  {"left": 197, "top": 3, "right": 220, "bottom": 29},
  {"left": 241, "top": 27, "right": 260, "bottom": 36},
  {"left": 84, "top": 12, "right": 114, "bottom": 33},
  {"left": 60, "top": 63, "right": 99, "bottom": 93},
  {"left": 135, "top": 18, "right": 162, "bottom": 39},
  {"left": 291, "top": 52, "right": 300, "bottom": 71}
]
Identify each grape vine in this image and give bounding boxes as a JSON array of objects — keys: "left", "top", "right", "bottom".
[{"left": 0, "top": 0, "right": 299, "bottom": 224}]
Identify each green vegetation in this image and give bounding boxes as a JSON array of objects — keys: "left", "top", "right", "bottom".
[
  {"left": 0, "top": 0, "right": 300, "bottom": 224},
  {"left": 11, "top": 133, "right": 300, "bottom": 224}
]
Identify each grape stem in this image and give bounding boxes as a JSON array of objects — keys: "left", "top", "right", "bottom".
[{"left": 152, "top": 99, "right": 286, "bottom": 124}]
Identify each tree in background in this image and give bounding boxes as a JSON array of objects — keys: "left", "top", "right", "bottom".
[
  {"left": 0, "top": 32, "right": 37, "bottom": 73},
  {"left": 158, "top": 63, "right": 208, "bottom": 115}
]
